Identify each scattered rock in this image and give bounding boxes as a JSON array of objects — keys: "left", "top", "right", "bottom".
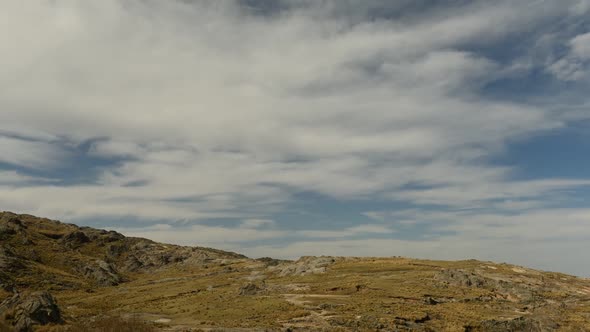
[
  {"left": 239, "top": 282, "right": 265, "bottom": 296},
  {"left": 317, "top": 303, "right": 340, "bottom": 310},
  {"left": 435, "top": 269, "right": 491, "bottom": 288},
  {"left": 465, "top": 316, "right": 544, "bottom": 332},
  {"left": 424, "top": 297, "right": 440, "bottom": 305},
  {"left": 392, "top": 313, "right": 431, "bottom": 330},
  {"left": 435, "top": 269, "right": 539, "bottom": 303}
]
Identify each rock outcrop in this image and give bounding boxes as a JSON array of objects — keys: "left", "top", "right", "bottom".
[
  {"left": 238, "top": 282, "right": 266, "bottom": 296},
  {"left": 60, "top": 230, "right": 90, "bottom": 249},
  {"left": 435, "top": 269, "right": 491, "bottom": 288},
  {"left": 0, "top": 214, "right": 26, "bottom": 237},
  {"left": 82, "top": 260, "right": 121, "bottom": 286},
  {"left": 0, "top": 291, "right": 62, "bottom": 331},
  {"left": 271, "top": 256, "right": 337, "bottom": 276},
  {"left": 0, "top": 246, "right": 21, "bottom": 272},
  {"left": 0, "top": 211, "right": 246, "bottom": 292},
  {"left": 435, "top": 268, "right": 541, "bottom": 303},
  {"left": 1, "top": 211, "right": 589, "bottom": 331}
]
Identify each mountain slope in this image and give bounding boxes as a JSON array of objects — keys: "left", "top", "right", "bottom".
[
  {"left": 0, "top": 211, "right": 245, "bottom": 291},
  {"left": 1, "top": 211, "right": 589, "bottom": 331}
]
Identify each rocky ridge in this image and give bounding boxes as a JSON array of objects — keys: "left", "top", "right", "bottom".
[{"left": 1, "top": 211, "right": 590, "bottom": 331}]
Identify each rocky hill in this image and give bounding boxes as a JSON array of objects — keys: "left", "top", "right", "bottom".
[{"left": 1, "top": 211, "right": 589, "bottom": 331}]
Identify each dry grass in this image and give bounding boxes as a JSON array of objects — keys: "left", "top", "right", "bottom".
[
  {"left": 46, "top": 257, "right": 590, "bottom": 331},
  {"left": 0, "top": 320, "right": 12, "bottom": 332},
  {"left": 3, "top": 213, "right": 590, "bottom": 331},
  {"left": 51, "top": 316, "right": 157, "bottom": 332}
]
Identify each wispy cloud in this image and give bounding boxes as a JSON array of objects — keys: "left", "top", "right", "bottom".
[
  {"left": 1, "top": 0, "right": 589, "bottom": 275},
  {"left": 0, "top": 136, "right": 69, "bottom": 169},
  {"left": 548, "top": 32, "right": 590, "bottom": 81}
]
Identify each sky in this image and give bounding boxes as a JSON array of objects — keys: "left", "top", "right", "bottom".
[{"left": 1, "top": 0, "right": 590, "bottom": 276}]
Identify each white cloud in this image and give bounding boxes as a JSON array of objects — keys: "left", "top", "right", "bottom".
[
  {"left": 570, "top": 0, "right": 590, "bottom": 15},
  {"left": 296, "top": 224, "right": 394, "bottom": 239},
  {"left": 571, "top": 32, "right": 590, "bottom": 59},
  {"left": 240, "top": 234, "right": 590, "bottom": 276},
  {"left": 0, "top": 136, "right": 69, "bottom": 169},
  {"left": 0, "top": 0, "right": 589, "bottom": 275},
  {"left": 548, "top": 32, "right": 590, "bottom": 81},
  {"left": 0, "top": 0, "right": 584, "bottom": 215},
  {"left": 117, "top": 222, "right": 287, "bottom": 248},
  {"left": 241, "top": 219, "right": 276, "bottom": 229},
  {"left": 88, "top": 140, "right": 145, "bottom": 158},
  {"left": 237, "top": 206, "right": 590, "bottom": 275},
  {"left": 0, "top": 170, "right": 54, "bottom": 186},
  {"left": 391, "top": 179, "right": 590, "bottom": 207}
]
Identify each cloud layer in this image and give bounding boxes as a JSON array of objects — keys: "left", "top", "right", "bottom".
[{"left": 1, "top": 0, "right": 589, "bottom": 275}]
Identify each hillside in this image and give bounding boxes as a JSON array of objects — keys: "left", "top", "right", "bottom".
[{"left": 1, "top": 211, "right": 589, "bottom": 331}]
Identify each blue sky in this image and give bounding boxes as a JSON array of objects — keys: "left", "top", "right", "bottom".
[{"left": 1, "top": 0, "right": 590, "bottom": 276}]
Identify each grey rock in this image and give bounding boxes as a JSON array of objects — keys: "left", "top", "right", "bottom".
[
  {"left": 0, "top": 246, "right": 22, "bottom": 272},
  {"left": 0, "top": 215, "right": 25, "bottom": 237},
  {"left": 60, "top": 231, "right": 90, "bottom": 248},
  {"left": 82, "top": 260, "right": 121, "bottom": 286},
  {"left": 0, "top": 291, "right": 62, "bottom": 332},
  {"left": 435, "top": 269, "right": 491, "bottom": 288},
  {"left": 239, "top": 282, "right": 265, "bottom": 296},
  {"left": 435, "top": 269, "right": 539, "bottom": 303},
  {"left": 272, "top": 256, "right": 337, "bottom": 277}
]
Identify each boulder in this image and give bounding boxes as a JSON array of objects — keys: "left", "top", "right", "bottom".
[{"left": 0, "top": 291, "right": 62, "bottom": 331}]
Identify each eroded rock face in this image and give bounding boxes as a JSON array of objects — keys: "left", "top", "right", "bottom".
[
  {"left": 60, "top": 231, "right": 90, "bottom": 249},
  {"left": 0, "top": 212, "right": 247, "bottom": 291},
  {"left": 0, "top": 291, "right": 62, "bottom": 331},
  {"left": 82, "top": 260, "right": 121, "bottom": 286},
  {"left": 121, "top": 242, "right": 239, "bottom": 272},
  {"left": 0, "top": 246, "right": 22, "bottom": 272}
]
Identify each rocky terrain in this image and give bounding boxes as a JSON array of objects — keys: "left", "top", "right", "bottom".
[{"left": 1, "top": 211, "right": 589, "bottom": 331}]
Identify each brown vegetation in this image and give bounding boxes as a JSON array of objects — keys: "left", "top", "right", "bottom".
[{"left": 1, "top": 211, "right": 590, "bottom": 331}]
